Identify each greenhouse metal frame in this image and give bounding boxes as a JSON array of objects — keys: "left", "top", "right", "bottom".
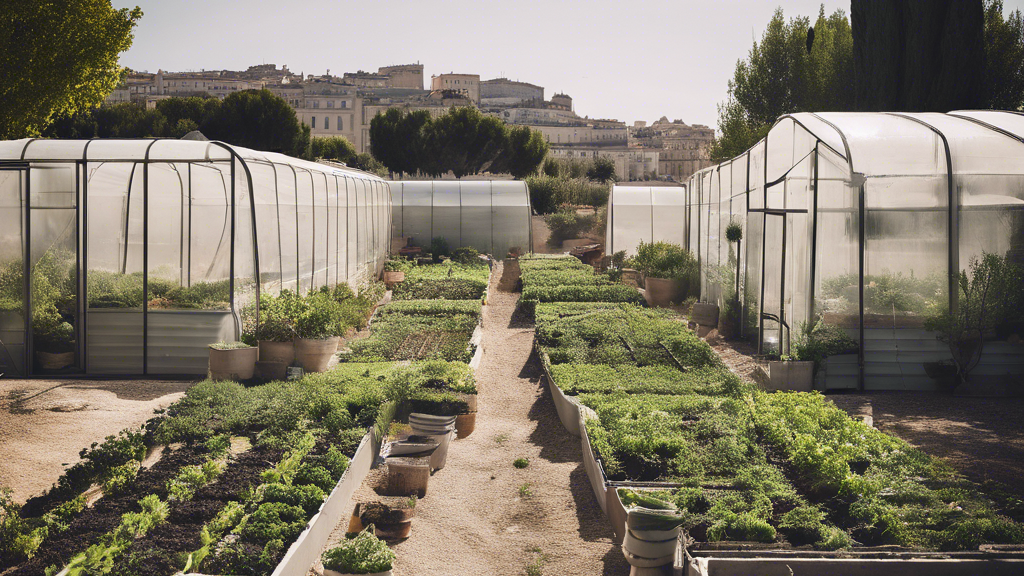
[
  {"left": 389, "top": 180, "right": 533, "bottom": 258},
  {"left": 684, "top": 111, "right": 1024, "bottom": 390},
  {"left": 0, "top": 138, "right": 391, "bottom": 377}
]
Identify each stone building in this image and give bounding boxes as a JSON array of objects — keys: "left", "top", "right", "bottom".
[
  {"left": 549, "top": 146, "right": 659, "bottom": 181},
  {"left": 430, "top": 73, "right": 480, "bottom": 104},
  {"left": 630, "top": 118, "right": 715, "bottom": 182},
  {"left": 480, "top": 78, "right": 544, "bottom": 107},
  {"left": 377, "top": 64, "right": 424, "bottom": 89}
]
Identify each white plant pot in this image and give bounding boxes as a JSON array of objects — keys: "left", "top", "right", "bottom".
[
  {"left": 623, "top": 529, "right": 678, "bottom": 560},
  {"left": 413, "top": 430, "right": 453, "bottom": 470}
]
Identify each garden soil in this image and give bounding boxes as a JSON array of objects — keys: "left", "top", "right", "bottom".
[
  {"left": 319, "top": 261, "right": 629, "bottom": 575},
  {"left": 0, "top": 379, "right": 190, "bottom": 504}
]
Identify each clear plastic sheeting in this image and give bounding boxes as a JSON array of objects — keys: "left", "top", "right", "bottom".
[
  {"left": 0, "top": 138, "right": 391, "bottom": 377},
  {"left": 389, "top": 180, "right": 532, "bottom": 258},
  {"left": 605, "top": 186, "right": 687, "bottom": 256},
  {"left": 684, "top": 111, "right": 1024, "bottom": 391}
]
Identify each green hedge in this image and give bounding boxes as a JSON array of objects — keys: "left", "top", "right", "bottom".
[{"left": 549, "top": 364, "right": 747, "bottom": 397}]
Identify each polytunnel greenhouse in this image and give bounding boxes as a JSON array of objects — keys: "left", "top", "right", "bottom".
[
  {"left": 0, "top": 138, "right": 391, "bottom": 377},
  {"left": 683, "top": 111, "right": 1024, "bottom": 391},
  {"left": 605, "top": 185, "right": 688, "bottom": 255},
  {"left": 389, "top": 180, "right": 532, "bottom": 258}
]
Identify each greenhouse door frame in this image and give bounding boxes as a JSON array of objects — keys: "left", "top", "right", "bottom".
[{"left": 0, "top": 162, "right": 29, "bottom": 376}]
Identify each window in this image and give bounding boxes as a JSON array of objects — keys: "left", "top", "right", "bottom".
[
  {"left": 327, "top": 100, "right": 333, "bottom": 108},
  {"left": 341, "top": 100, "right": 348, "bottom": 109},
  {"left": 313, "top": 100, "right": 319, "bottom": 109},
  {"left": 311, "top": 116, "right": 316, "bottom": 129},
  {"left": 325, "top": 116, "right": 330, "bottom": 130},
  {"left": 337, "top": 116, "right": 343, "bottom": 131}
]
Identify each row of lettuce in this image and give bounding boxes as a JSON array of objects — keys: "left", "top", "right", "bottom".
[
  {"left": 0, "top": 257, "right": 488, "bottom": 576},
  {"left": 523, "top": 255, "right": 1024, "bottom": 552}
]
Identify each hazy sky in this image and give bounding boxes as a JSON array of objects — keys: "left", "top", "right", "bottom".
[{"left": 112, "top": 0, "right": 1024, "bottom": 131}]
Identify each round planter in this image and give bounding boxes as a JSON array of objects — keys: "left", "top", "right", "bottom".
[
  {"left": 455, "top": 412, "right": 477, "bottom": 438},
  {"left": 623, "top": 529, "right": 677, "bottom": 559},
  {"left": 37, "top": 351, "right": 74, "bottom": 371},
  {"left": 408, "top": 430, "right": 453, "bottom": 470},
  {"left": 258, "top": 340, "right": 294, "bottom": 365},
  {"left": 295, "top": 336, "right": 341, "bottom": 373},
  {"left": 372, "top": 519, "right": 412, "bottom": 539},
  {"left": 622, "top": 548, "right": 675, "bottom": 568},
  {"left": 644, "top": 277, "right": 683, "bottom": 308},
  {"left": 209, "top": 346, "right": 258, "bottom": 381},
  {"left": 385, "top": 456, "right": 430, "bottom": 497}
]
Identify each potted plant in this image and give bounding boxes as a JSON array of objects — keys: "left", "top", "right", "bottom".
[
  {"left": 320, "top": 528, "right": 396, "bottom": 576},
  {"left": 208, "top": 341, "right": 258, "bottom": 381},
  {"left": 628, "top": 240, "right": 698, "bottom": 308},
  {"left": 382, "top": 258, "right": 411, "bottom": 289},
  {"left": 254, "top": 291, "right": 297, "bottom": 366},
  {"left": 293, "top": 291, "right": 342, "bottom": 373},
  {"left": 33, "top": 303, "right": 75, "bottom": 371},
  {"left": 718, "top": 221, "right": 743, "bottom": 339}
]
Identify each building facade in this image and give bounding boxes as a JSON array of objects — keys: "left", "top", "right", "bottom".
[
  {"left": 480, "top": 78, "right": 544, "bottom": 107},
  {"left": 430, "top": 73, "right": 480, "bottom": 104},
  {"left": 630, "top": 118, "right": 715, "bottom": 182}
]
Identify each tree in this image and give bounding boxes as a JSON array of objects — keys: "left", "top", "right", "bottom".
[
  {"left": 0, "top": 1, "right": 143, "bottom": 138},
  {"left": 586, "top": 156, "right": 617, "bottom": 182},
  {"left": 713, "top": 6, "right": 853, "bottom": 160},
  {"left": 852, "top": 0, "right": 986, "bottom": 111},
  {"left": 204, "top": 89, "right": 308, "bottom": 156},
  {"left": 983, "top": 0, "right": 1024, "bottom": 110},
  {"left": 309, "top": 136, "right": 357, "bottom": 163},
  {"left": 422, "top": 107, "right": 508, "bottom": 178},
  {"left": 155, "top": 96, "right": 220, "bottom": 133},
  {"left": 499, "top": 125, "right": 549, "bottom": 179}
]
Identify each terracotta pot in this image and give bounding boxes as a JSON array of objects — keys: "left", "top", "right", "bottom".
[
  {"left": 690, "top": 302, "right": 720, "bottom": 327},
  {"left": 209, "top": 346, "right": 258, "bottom": 381},
  {"left": 258, "top": 340, "right": 294, "bottom": 365},
  {"left": 295, "top": 336, "right": 340, "bottom": 373},
  {"left": 383, "top": 270, "right": 405, "bottom": 288},
  {"left": 37, "top": 351, "right": 74, "bottom": 371},
  {"left": 644, "top": 277, "right": 683, "bottom": 308},
  {"left": 455, "top": 412, "right": 477, "bottom": 438},
  {"left": 372, "top": 519, "right": 412, "bottom": 540}
]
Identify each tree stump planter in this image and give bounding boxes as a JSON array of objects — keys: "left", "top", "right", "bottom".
[
  {"left": 360, "top": 501, "right": 415, "bottom": 540},
  {"left": 644, "top": 277, "right": 684, "bottom": 308},
  {"left": 258, "top": 339, "right": 294, "bottom": 365},
  {"left": 455, "top": 412, "right": 477, "bottom": 438},
  {"left": 208, "top": 345, "right": 258, "bottom": 381},
  {"left": 295, "top": 336, "right": 341, "bottom": 373},
  {"left": 384, "top": 456, "right": 431, "bottom": 497}
]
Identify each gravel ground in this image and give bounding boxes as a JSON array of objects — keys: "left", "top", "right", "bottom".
[
  {"left": 319, "top": 261, "right": 628, "bottom": 576},
  {"left": 0, "top": 379, "right": 191, "bottom": 504}
]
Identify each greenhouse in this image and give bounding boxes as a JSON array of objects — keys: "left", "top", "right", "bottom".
[
  {"left": 604, "top": 185, "right": 688, "bottom": 256},
  {"left": 389, "top": 180, "right": 532, "bottom": 258},
  {"left": 684, "top": 111, "right": 1024, "bottom": 391},
  {"left": 0, "top": 138, "right": 391, "bottom": 377}
]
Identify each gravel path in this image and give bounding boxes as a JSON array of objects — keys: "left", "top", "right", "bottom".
[
  {"left": 327, "top": 261, "right": 627, "bottom": 576},
  {"left": 0, "top": 379, "right": 190, "bottom": 504}
]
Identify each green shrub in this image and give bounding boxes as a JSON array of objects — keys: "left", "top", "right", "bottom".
[
  {"left": 545, "top": 207, "right": 596, "bottom": 245},
  {"left": 550, "top": 364, "right": 748, "bottom": 397},
  {"left": 261, "top": 482, "right": 326, "bottom": 515},
  {"left": 293, "top": 463, "right": 336, "bottom": 493},
  {"left": 321, "top": 529, "right": 395, "bottom": 574},
  {"left": 628, "top": 240, "right": 699, "bottom": 292},
  {"left": 240, "top": 502, "right": 307, "bottom": 545},
  {"left": 391, "top": 261, "right": 489, "bottom": 300}
]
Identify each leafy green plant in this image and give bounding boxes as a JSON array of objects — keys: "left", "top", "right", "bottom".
[
  {"left": 430, "top": 237, "right": 451, "bottom": 262},
  {"left": 545, "top": 207, "right": 597, "bottom": 245},
  {"left": 321, "top": 528, "right": 395, "bottom": 574},
  {"left": 925, "top": 253, "right": 1024, "bottom": 385},
  {"left": 518, "top": 483, "right": 533, "bottom": 498},
  {"left": 628, "top": 240, "right": 699, "bottom": 290},
  {"left": 391, "top": 261, "right": 489, "bottom": 301},
  {"left": 513, "top": 458, "right": 530, "bottom": 469}
]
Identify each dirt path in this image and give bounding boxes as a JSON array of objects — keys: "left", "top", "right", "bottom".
[
  {"left": 0, "top": 379, "right": 190, "bottom": 504},
  {"left": 333, "top": 261, "right": 627, "bottom": 576}
]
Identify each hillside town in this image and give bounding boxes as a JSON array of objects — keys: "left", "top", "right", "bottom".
[{"left": 106, "top": 63, "right": 715, "bottom": 181}]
